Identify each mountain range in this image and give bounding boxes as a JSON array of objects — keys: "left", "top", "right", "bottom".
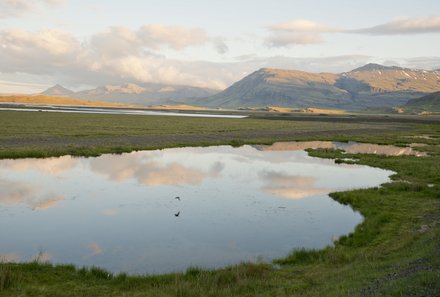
[
  {"left": 188, "top": 64, "right": 440, "bottom": 110},
  {"left": 42, "top": 83, "right": 218, "bottom": 105},
  {"left": 41, "top": 64, "right": 440, "bottom": 110}
]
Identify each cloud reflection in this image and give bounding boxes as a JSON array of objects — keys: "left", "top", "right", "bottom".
[
  {"left": 0, "top": 179, "right": 64, "bottom": 210},
  {"left": 32, "top": 196, "right": 63, "bottom": 210},
  {"left": 101, "top": 208, "right": 118, "bottom": 216},
  {"left": 89, "top": 153, "right": 224, "bottom": 186},
  {"left": 259, "top": 171, "right": 331, "bottom": 200},
  {"left": 0, "top": 156, "right": 78, "bottom": 175},
  {"left": 87, "top": 242, "right": 104, "bottom": 256}
]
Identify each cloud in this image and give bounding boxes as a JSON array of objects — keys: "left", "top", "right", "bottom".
[
  {"left": 266, "top": 33, "right": 323, "bottom": 47},
  {"left": 403, "top": 56, "right": 440, "bottom": 70},
  {"left": 87, "top": 242, "right": 104, "bottom": 256},
  {"left": 0, "top": 28, "right": 81, "bottom": 76},
  {"left": 138, "top": 24, "right": 208, "bottom": 50},
  {"left": 269, "top": 20, "right": 338, "bottom": 33},
  {"left": 90, "top": 25, "right": 208, "bottom": 58},
  {"left": 90, "top": 27, "right": 142, "bottom": 58},
  {"left": 0, "top": 25, "right": 231, "bottom": 89},
  {"left": 0, "top": 0, "right": 33, "bottom": 18},
  {"left": 213, "top": 38, "right": 229, "bottom": 54},
  {"left": 32, "top": 196, "right": 64, "bottom": 210},
  {"left": 259, "top": 171, "right": 331, "bottom": 200},
  {"left": 0, "top": 156, "right": 78, "bottom": 175},
  {"left": 101, "top": 208, "right": 118, "bottom": 216},
  {"left": 89, "top": 153, "right": 224, "bottom": 187},
  {"left": 45, "top": 0, "right": 65, "bottom": 5},
  {"left": 135, "top": 161, "right": 223, "bottom": 186},
  {"left": 4, "top": 28, "right": 78, "bottom": 54},
  {"left": 136, "top": 162, "right": 208, "bottom": 186},
  {"left": 0, "top": 179, "right": 64, "bottom": 210},
  {"left": 266, "top": 19, "right": 338, "bottom": 47},
  {"left": 0, "top": 0, "right": 64, "bottom": 18},
  {"left": 265, "top": 16, "right": 440, "bottom": 47},
  {"left": 353, "top": 16, "right": 440, "bottom": 35}
]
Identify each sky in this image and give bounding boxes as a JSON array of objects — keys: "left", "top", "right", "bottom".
[{"left": 1, "top": 0, "right": 440, "bottom": 93}]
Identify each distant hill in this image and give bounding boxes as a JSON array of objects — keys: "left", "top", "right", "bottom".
[
  {"left": 41, "top": 84, "right": 75, "bottom": 97},
  {"left": 0, "top": 95, "right": 133, "bottom": 107},
  {"left": 41, "top": 83, "right": 219, "bottom": 106},
  {"left": 346, "top": 63, "right": 440, "bottom": 93},
  {"left": 190, "top": 64, "right": 440, "bottom": 110},
  {"left": 191, "top": 68, "right": 352, "bottom": 108},
  {"left": 404, "top": 91, "right": 440, "bottom": 112}
]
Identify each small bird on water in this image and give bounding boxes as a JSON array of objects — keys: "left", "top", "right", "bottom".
[
  {"left": 175, "top": 196, "right": 180, "bottom": 201},
  {"left": 174, "top": 211, "right": 180, "bottom": 217}
]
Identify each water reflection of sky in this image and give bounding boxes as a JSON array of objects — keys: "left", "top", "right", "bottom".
[{"left": 0, "top": 145, "right": 393, "bottom": 274}]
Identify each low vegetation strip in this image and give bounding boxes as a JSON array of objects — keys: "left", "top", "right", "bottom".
[
  {"left": 0, "top": 110, "right": 439, "bottom": 296},
  {"left": 0, "top": 110, "right": 422, "bottom": 159}
]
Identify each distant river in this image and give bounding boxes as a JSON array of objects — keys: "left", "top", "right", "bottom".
[
  {"left": 0, "top": 144, "right": 392, "bottom": 274},
  {"left": 0, "top": 105, "right": 248, "bottom": 118}
]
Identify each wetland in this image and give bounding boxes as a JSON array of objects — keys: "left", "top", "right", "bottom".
[
  {"left": 0, "top": 144, "right": 393, "bottom": 274},
  {"left": 0, "top": 110, "right": 439, "bottom": 296}
]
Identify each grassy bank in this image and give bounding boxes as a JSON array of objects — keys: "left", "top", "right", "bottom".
[
  {"left": 0, "top": 110, "right": 432, "bottom": 159},
  {"left": 0, "top": 110, "right": 439, "bottom": 296}
]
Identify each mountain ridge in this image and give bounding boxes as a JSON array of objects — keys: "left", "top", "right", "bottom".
[
  {"left": 41, "top": 82, "right": 219, "bottom": 105},
  {"left": 42, "top": 84, "right": 75, "bottom": 97},
  {"left": 41, "top": 64, "right": 440, "bottom": 110},
  {"left": 189, "top": 64, "right": 440, "bottom": 110}
]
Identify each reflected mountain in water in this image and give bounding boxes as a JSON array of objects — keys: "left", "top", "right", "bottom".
[{"left": 258, "top": 141, "right": 427, "bottom": 156}]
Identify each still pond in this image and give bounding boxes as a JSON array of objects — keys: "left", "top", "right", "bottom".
[{"left": 0, "top": 142, "right": 395, "bottom": 274}]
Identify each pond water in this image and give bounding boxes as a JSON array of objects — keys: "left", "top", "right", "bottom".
[
  {"left": 0, "top": 144, "right": 393, "bottom": 274},
  {"left": 258, "top": 141, "right": 426, "bottom": 156}
]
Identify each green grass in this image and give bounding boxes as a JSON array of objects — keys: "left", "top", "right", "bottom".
[
  {"left": 0, "top": 110, "right": 439, "bottom": 296},
  {"left": 0, "top": 110, "right": 414, "bottom": 159}
]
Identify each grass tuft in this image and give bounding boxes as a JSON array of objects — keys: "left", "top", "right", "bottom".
[
  {"left": 274, "top": 248, "right": 324, "bottom": 265},
  {"left": 0, "top": 264, "right": 13, "bottom": 291},
  {"left": 89, "top": 267, "right": 113, "bottom": 280},
  {"left": 185, "top": 266, "right": 203, "bottom": 279}
]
